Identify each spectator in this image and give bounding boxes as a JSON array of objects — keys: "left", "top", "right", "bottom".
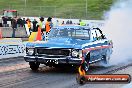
[
  {"left": 17, "top": 17, "right": 22, "bottom": 27},
  {"left": 61, "top": 21, "right": 65, "bottom": 25},
  {"left": 22, "top": 18, "right": 26, "bottom": 27},
  {"left": 79, "top": 19, "right": 86, "bottom": 26},
  {"left": 2, "top": 17, "right": 8, "bottom": 27},
  {"left": 32, "top": 19, "right": 38, "bottom": 32},
  {"left": 0, "top": 17, "right": 2, "bottom": 27},
  {"left": 69, "top": 20, "right": 72, "bottom": 24},
  {"left": 26, "top": 18, "right": 31, "bottom": 34},
  {"left": 11, "top": 17, "right": 17, "bottom": 38},
  {"left": 66, "top": 20, "right": 70, "bottom": 24},
  {"left": 37, "top": 17, "right": 44, "bottom": 33},
  {"left": 45, "top": 17, "right": 52, "bottom": 35},
  {"left": 36, "top": 17, "right": 45, "bottom": 40}
]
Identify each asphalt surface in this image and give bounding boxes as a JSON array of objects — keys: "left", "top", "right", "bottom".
[{"left": 0, "top": 57, "right": 132, "bottom": 88}]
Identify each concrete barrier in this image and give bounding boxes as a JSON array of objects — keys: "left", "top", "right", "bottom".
[
  {"left": 0, "top": 38, "right": 25, "bottom": 59},
  {"left": 0, "top": 38, "right": 22, "bottom": 43},
  {"left": 0, "top": 27, "right": 28, "bottom": 38}
]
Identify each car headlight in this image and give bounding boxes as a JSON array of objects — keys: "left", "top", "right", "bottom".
[
  {"left": 27, "top": 48, "right": 34, "bottom": 55},
  {"left": 72, "top": 49, "right": 82, "bottom": 58}
]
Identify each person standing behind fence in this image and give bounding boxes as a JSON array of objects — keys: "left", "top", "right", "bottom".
[
  {"left": 2, "top": 17, "right": 8, "bottom": 27},
  {"left": 79, "top": 19, "right": 86, "bottom": 26},
  {"left": 17, "top": 17, "right": 22, "bottom": 27},
  {"left": 11, "top": 17, "right": 17, "bottom": 38},
  {"left": 69, "top": 20, "right": 73, "bottom": 24},
  {"left": 26, "top": 18, "right": 31, "bottom": 34},
  {"left": 32, "top": 19, "right": 38, "bottom": 32},
  {"left": 66, "top": 20, "right": 70, "bottom": 24},
  {"left": 45, "top": 17, "right": 52, "bottom": 35},
  {"left": 0, "top": 17, "right": 2, "bottom": 27},
  {"left": 36, "top": 17, "right": 45, "bottom": 40},
  {"left": 61, "top": 21, "right": 65, "bottom": 25},
  {"left": 22, "top": 18, "right": 26, "bottom": 27},
  {"left": 37, "top": 17, "right": 44, "bottom": 33}
]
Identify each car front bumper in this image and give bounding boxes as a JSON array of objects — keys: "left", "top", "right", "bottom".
[{"left": 24, "top": 56, "right": 82, "bottom": 65}]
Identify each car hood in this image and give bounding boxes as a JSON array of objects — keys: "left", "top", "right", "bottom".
[{"left": 26, "top": 37, "right": 90, "bottom": 49}]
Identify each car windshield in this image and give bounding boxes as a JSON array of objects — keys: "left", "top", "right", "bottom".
[{"left": 48, "top": 27, "right": 90, "bottom": 40}]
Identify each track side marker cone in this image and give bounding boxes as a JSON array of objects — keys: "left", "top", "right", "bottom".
[
  {"left": 36, "top": 27, "right": 42, "bottom": 41},
  {"left": 0, "top": 28, "right": 2, "bottom": 39}
]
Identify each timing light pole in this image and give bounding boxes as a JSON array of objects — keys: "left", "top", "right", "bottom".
[
  {"left": 24, "top": 0, "right": 27, "bottom": 16},
  {"left": 86, "top": 0, "right": 87, "bottom": 19}
]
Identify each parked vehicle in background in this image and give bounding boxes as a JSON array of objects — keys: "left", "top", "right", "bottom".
[
  {"left": 3, "top": 10, "right": 17, "bottom": 18},
  {"left": 0, "top": 10, "right": 18, "bottom": 27},
  {"left": 24, "top": 25, "right": 113, "bottom": 71}
]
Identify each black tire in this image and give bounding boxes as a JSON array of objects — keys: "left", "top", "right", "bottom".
[
  {"left": 102, "top": 55, "right": 110, "bottom": 65},
  {"left": 29, "top": 62, "right": 40, "bottom": 71}
]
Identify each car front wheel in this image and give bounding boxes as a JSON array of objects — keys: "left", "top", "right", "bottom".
[{"left": 29, "top": 62, "right": 40, "bottom": 71}]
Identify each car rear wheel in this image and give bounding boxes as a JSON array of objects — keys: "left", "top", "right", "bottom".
[
  {"left": 102, "top": 55, "right": 110, "bottom": 65},
  {"left": 29, "top": 62, "right": 40, "bottom": 71}
]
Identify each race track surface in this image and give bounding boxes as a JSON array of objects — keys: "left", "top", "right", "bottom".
[{"left": 0, "top": 57, "right": 132, "bottom": 88}]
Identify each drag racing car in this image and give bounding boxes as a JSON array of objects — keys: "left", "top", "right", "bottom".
[{"left": 24, "top": 25, "right": 113, "bottom": 71}]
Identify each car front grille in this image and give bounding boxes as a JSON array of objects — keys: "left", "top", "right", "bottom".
[{"left": 36, "top": 48, "right": 70, "bottom": 56}]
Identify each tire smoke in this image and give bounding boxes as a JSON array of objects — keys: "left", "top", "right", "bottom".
[{"left": 102, "top": 0, "right": 132, "bottom": 65}]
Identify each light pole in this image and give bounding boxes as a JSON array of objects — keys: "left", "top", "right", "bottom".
[
  {"left": 85, "top": 0, "right": 87, "bottom": 19},
  {"left": 54, "top": 6, "right": 57, "bottom": 18},
  {"left": 24, "top": 0, "right": 27, "bottom": 16},
  {"left": 25, "top": 0, "right": 27, "bottom": 8}
]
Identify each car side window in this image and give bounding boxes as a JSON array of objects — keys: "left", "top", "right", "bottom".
[
  {"left": 96, "top": 28, "right": 106, "bottom": 39},
  {"left": 82, "top": 30, "right": 89, "bottom": 38},
  {"left": 95, "top": 29, "right": 102, "bottom": 40}
]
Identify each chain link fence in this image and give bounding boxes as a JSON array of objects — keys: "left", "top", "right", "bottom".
[{"left": 0, "top": 5, "right": 91, "bottom": 19}]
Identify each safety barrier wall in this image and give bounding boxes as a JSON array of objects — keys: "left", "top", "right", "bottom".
[
  {"left": 0, "top": 27, "right": 28, "bottom": 38},
  {"left": 0, "top": 38, "right": 25, "bottom": 59}
]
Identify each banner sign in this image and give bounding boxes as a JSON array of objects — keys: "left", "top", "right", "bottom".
[{"left": 0, "top": 38, "right": 26, "bottom": 59}]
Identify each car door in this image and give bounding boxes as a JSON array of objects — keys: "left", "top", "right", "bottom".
[
  {"left": 89, "top": 29, "right": 102, "bottom": 63},
  {"left": 94, "top": 29, "right": 105, "bottom": 59},
  {"left": 95, "top": 28, "right": 110, "bottom": 58}
]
